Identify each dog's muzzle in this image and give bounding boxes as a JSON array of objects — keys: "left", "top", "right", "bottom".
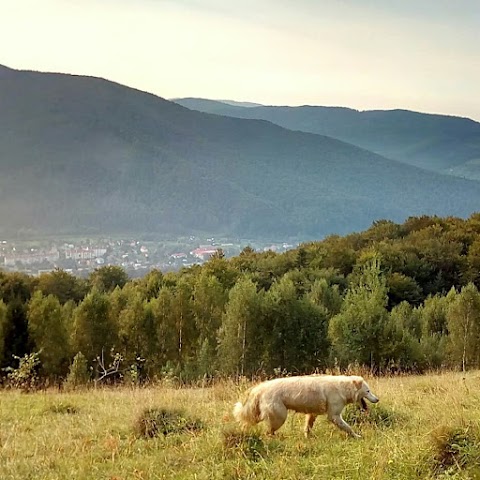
[{"left": 365, "top": 392, "right": 379, "bottom": 403}]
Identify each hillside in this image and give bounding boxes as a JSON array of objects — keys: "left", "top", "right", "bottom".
[
  {"left": 1, "top": 65, "right": 480, "bottom": 240},
  {"left": 175, "top": 98, "right": 480, "bottom": 178}
]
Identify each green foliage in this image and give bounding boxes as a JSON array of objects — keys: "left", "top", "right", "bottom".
[
  {"left": 5, "top": 214, "right": 480, "bottom": 379},
  {"left": 329, "top": 258, "right": 389, "bottom": 369},
  {"left": 64, "top": 352, "right": 90, "bottom": 389},
  {"left": 2, "top": 298, "right": 31, "bottom": 368},
  {"left": 217, "top": 276, "right": 263, "bottom": 376},
  {"left": 0, "top": 271, "right": 33, "bottom": 303},
  {"left": 5, "top": 352, "right": 41, "bottom": 391},
  {"left": 36, "top": 269, "right": 86, "bottom": 304},
  {"left": 72, "top": 289, "right": 116, "bottom": 364},
  {"left": 447, "top": 283, "right": 480, "bottom": 371},
  {"left": 262, "top": 276, "right": 329, "bottom": 372},
  {"left": 89, "top": 266, "right": 128, "bottom": 293},
  {"left": 27, "top": 291, "right": 70, "bottom": 377}
]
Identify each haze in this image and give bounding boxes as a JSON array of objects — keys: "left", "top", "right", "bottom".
[{"left": 1, "top": 0, "right": 479, "bottom": 120}]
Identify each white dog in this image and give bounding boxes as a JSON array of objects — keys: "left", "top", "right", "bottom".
[{"left": 233, "top": 374, "right": 379, "bottom": 438}]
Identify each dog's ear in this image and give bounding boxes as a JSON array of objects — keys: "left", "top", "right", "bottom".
[{"left": 353, "top": 379, "right": 363, "bottom": 390}]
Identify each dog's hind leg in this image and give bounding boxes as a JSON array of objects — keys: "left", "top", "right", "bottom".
[{"left": 304, "top": 414, "right": 317, "bottom": 438}]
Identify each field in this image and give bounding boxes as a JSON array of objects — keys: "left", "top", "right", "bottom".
[{"left": 1, "top": 371, "right": 480, "bottom": 479}]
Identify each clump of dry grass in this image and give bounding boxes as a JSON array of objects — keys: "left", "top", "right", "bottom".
[
  {"left": 133, "top": 407, "right": 203, "bottom": 438},
  {"left": 46, "top": 402, "right": 79, "bottom": 414},
  {"left": 221, "top": 428, "right": 267, "bottom": 461},
  {"left": 431, "top": 424, "right": 480, "bottom": 473}
]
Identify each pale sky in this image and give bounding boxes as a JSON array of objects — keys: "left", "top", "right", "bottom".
[{"left": 1, "top": 0, "right": 479, "bottom": 120}]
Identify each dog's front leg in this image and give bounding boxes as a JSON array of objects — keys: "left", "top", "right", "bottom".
[
  {"left": 329, "top": 413, "right": 361, "bottom": 439},
  {"left": 304, "top": 414, "right": 317, "bottom": 438}
]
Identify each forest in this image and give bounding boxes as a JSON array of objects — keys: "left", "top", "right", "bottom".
[{"left": 2, "top": 213, "right": 480, "bottom": 386}]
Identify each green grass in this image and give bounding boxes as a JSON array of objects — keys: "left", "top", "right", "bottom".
[{"left": 1, "top": 372, "right": 480, "bottom": 479}]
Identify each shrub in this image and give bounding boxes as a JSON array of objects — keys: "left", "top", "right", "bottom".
[
  {"left": 5, "top": 352, "right": 41, "bottom": 392},
  {"left": 133, "top": 407, "right": 203, "bottom": 438}
]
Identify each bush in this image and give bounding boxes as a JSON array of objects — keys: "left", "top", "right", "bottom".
[
  {"left": 133, "top": 407, "right": 203, "bottom": 438},
  {"left": 5, "top": 352, "right": 41, "bottom": 392}
]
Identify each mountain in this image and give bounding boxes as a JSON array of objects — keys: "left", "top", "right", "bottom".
[
  {"left": 174, "top": 98, "right": 480, "bottom": 179},
  {"left": 1, "top": 65, "right": 480, "bottom": 240}
]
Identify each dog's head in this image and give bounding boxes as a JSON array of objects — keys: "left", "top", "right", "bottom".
[{"left": 352, "top": 377, "right": 379, "bottom": 405}]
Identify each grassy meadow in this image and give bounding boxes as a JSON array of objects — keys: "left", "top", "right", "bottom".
[{"left": 1, "top": 371, "right": 480, "bottom": 480}]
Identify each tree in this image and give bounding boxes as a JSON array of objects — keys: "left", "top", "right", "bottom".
[
  {"left": 27, "top": 291, "right": 70, "bottom": 377},
  {"left": 386, "top": 272, "right": 422, "bottom": 308},
  {"left": 36, "top": 269, "right": 87, "bottom": 304},
  {"left": 202, "top": 253, "right": 238, "bottom": 290},
  {"left": 447, "top": 283, "right": 480, "bottom": 371},
  {"left": 117, "top": 289, "right": 158, "bottom": 376},
  {"left": 307, "top": 277, "right": 343, "bottom": 318},
  {"left": 137, "top": 269, "right": 164, "bottom": 300},
  {"left": 0, "top": 271, "right": 33, "bottom": 303},
  {"left": 383, "top": 302, "right": 422, "bottom": 371},
  {"left": 217, "top": 276, "right": 263, "bottom": 376},
  {"left": 89, "top": 266, "right": 128, "bottom": 293},
  {"left": 170, "top": 277, "right": 196, "bottom": 368},
  {"left": 149, "top": 286, "right": 178, "bottom": 368},
  {"left": 2, "top": 299, "right": 31, "bottom": 368},
  {"left": 193, "top": 272, "right": 226, "bottom": 353},
  {"left": 64, "top": 352, "right": 90, "bottom": 389},
  {"left": 71, "top": 289, "right": 117, "bottom": 366},
  {"left": 262, "top": 276, "right": 328, "bottom": 373},
  {"left": 328, "top": 258, "right": 389, "bottom": 369},
  {"left": 0, "top": 300, "right": 6, "bottom": 366}
]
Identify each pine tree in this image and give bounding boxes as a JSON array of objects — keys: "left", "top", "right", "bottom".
[{"left": 328, "top": 258, "right": 389, "bottom": 369}]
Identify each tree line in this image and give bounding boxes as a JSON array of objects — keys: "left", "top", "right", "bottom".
[{"left": 2, "top": 214, "right": 480, "bottom": 385}]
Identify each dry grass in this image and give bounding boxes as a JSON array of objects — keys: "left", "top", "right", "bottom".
[{"left": 1, "top": 371, "right": 480, "bottom": 479}]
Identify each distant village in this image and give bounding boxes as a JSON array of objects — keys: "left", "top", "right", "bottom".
[{"left": 0, "top": 236, "right": 297, "bottom": 277}]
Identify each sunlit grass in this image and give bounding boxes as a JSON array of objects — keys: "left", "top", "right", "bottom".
[{"left": 1, "top": 371, "right": 480, "bottom": 479}]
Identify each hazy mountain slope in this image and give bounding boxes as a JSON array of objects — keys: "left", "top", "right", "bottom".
[
  {"left": 174, "top": 98, "right": 480, "bottom": 177},
  {"left": 1, "top": 65, "right": 480, "bottom": 240}
]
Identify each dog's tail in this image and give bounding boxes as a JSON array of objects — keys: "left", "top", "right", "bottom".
[{"left": 233, "top": 390, "right": 262, "bottom": 428}]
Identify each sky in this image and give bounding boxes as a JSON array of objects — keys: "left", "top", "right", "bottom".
[{"left": 1, "top": 0, "right": 480, "bottom": 120}]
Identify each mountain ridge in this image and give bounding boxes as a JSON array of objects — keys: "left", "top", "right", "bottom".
[
  {"left": 175, "top": 97, "right": 480, "bottom": 177},
  {"left": 2, "top": 66, "right": 480, "bottom": 240}
]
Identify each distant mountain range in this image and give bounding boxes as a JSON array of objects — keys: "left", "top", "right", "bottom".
[
  {"left": 1, "top": 64, "right": 480, "bottom": 240},
  {"left": 174, "top": 98, "right": 480, "bottom": 180}
]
